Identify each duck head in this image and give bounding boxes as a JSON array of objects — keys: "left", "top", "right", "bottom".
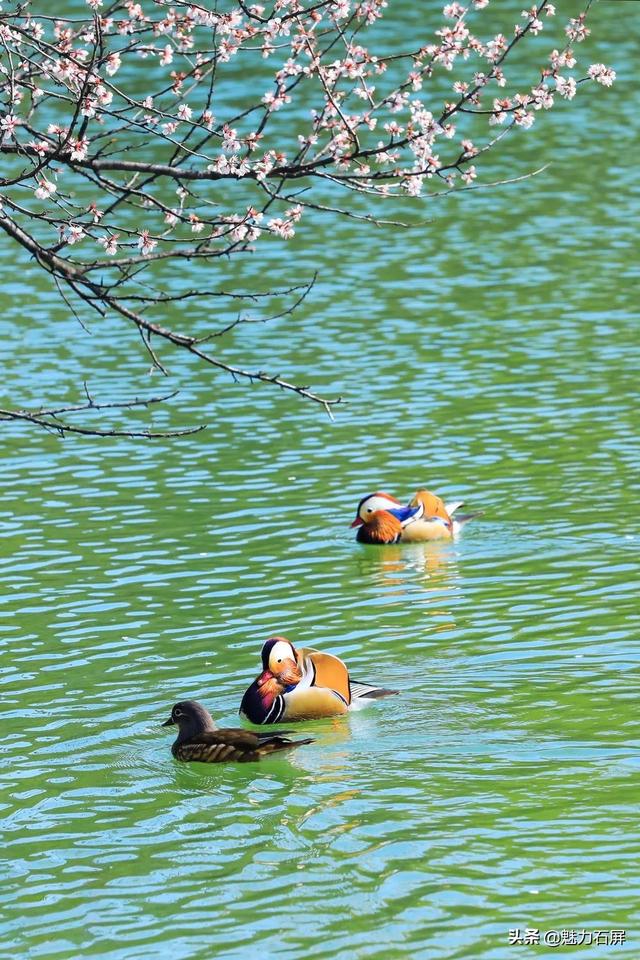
[
  {"left": 260, "top": 636, "right": 303, "bottom": 686},
  {"left": 162, "top": 700, "right": 217, "bottom": 741},
  {"left": 351, "top": 492, "right": 401, "bottom": 527},
  {"left": 351, "top": 492, "right": 421, "bottom": 536}
]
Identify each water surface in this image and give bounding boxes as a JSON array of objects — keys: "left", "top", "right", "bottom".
[{"left": 1, "top": 4, "right": 638, "bottom": 958}]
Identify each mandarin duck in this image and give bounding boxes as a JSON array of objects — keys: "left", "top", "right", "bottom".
[
  {"left": 240, "top": 636, "right": 397, "bottom": 724},
  {"left": 351, "top": 488, "right": 480, "bottom": 544},
  {"left": 162, "top": 700, "right": 314, "bottom": 762}
]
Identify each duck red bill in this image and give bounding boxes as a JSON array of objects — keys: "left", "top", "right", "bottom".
[{"left": 350, "top": 517, "right": 363, "bottom": 527}]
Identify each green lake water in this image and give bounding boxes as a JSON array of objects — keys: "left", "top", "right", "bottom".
[{"left": 1, "top": 4, "right": 638, "bottom": 959}]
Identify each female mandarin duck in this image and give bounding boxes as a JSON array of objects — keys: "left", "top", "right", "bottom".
[
  {"left": 240, "top": 636, "right": 397, "bottom": 724},
  {"left": 162, "top": 700, "right": 313, "bottom": 762},
  {"left": 351, "top": 488, "right": 479, "bottom": 544}
]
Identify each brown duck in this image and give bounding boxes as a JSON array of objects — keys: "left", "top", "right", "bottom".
[{"left": 162, "top": 700, "right": 314, "bottom": 763}]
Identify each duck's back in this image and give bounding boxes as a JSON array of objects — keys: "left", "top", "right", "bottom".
[
  {"left": 298, "top": 647, "right": 351, "bottom": 704},
  {"left": 411, "top": 489, "right": 452, "bottom": 524}
]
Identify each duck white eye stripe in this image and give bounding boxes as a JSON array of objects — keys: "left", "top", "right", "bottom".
[{"left": 270, "top": 640, "right": 294, "bottom": 664}]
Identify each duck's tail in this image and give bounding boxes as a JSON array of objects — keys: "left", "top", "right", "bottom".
[
  {"left": 452, "top": 511, "right": 484, "bottom": 535},
  {"left": 349, "top": 680, "right": 398, "bottom": 708},
  {"left": 256, "top": 735, "right": 315, "bottom": 756}
]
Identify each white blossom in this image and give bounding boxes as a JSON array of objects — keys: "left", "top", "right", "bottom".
[{"left": 587, "top": 63, "right": 616, "bottom": 87}]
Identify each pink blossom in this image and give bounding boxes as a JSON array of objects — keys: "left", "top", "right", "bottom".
[
  {"left": 489, "top": 97, "right": 511, "bottom": 125},
  {"left": 81, "top": 98, "right": 97, "bottom": 118},
  {"left": 34, "top": 178, "right": 57, "bottom": 200},
  {"left": 587, "top": 63, "right": 616, "bottom": 87},
  {"left": 531, "top": 83, "right": 554, "bottom": 110},
  {"left": 137, "top": 230, "right": 157, "bottom": 254},
  {"left": 209, "top": 156, "right": 231, "bottom": 175},
  {"left": 493, "top": 68, "right": 507, "bottom": 88},
  {"left": 105, "top": 51, "right": 121, "bottom": 75},
  {"left": 69, "top": 137, "right": 90, "bottom": 161},
  {"left": 160, "top": 45, "right": 173, "bottom": 66},
  {"left": 486, "top": 34, "right": 507, "bottom": 63},
  {"left": 403, "top": 175, "right": 424, "bottom": 197},
  {"left": 87, "top": 202, "right": 104, "bottom": 222},
  {"left": 268, "top": 217, "right": 295, "bottom": 239},
  {"left": 0, "top": 24, "right": 18, "bottom": 42},
  {"left": 230, "top": 223, "right": 249, "bottom": 242},
  {"left": 555, "top": 76, "right": 577, "bottom": 99},
  {"left": 28, "top": 140, "right": 51, "bottom": 156},
  {"left": 425, "top": 154, "right": 441, "bottom": 175},
  {"left": 67, "top": 224, "right": 86, "bottom": 245},
  {"left": 222, "top": 125, "right": 241, "bottom": 152},
  {"left": 565, "top": 16, "right": 590, "bottom": 42},
  {"left": 96, "top": 84, "right": 113, "bottom": 107},
  {"left": 461, "top": 165, "right": 477, "bottom": 184},
  {"left": 99, "top": 234, "right": 119, "bottom": 254},
  {"left": 513, "top": 108, "right": 534, "bottom": 128},
  {"left": 0, "top": 114, "right": 22, "bottom": 139},
  {"left": 177, "top": 103, "right": 192, "bottom": 121},
  {"left": 520, "top": 7, "right": 543, "bottom": 34},
  {"left": 550, "top": 48, "right": 576, "bottom": 70},
  {"left": 126, "top": 3, "right": 145, "bottom": 20},
  {"left": 262, "top": 90, "right": 291, "bottom": 111}
]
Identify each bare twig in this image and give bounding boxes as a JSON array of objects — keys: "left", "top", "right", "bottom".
[{"left": 0, "top": 390, "right": 205, "bottom": 438}]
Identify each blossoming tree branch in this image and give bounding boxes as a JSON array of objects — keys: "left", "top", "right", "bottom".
[{"left": 0, "top": 0, "right": 614, "bottom": 436}]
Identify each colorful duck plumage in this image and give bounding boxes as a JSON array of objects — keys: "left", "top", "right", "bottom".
[
  {"left": 240, "top": 636, "right": 397, "bottom": 724},
  {"left": 351, "top": 488, "right": 479, "bottom": 543},
  {"left": 163, "top": 700, "right": 314, "bottom": 762}
]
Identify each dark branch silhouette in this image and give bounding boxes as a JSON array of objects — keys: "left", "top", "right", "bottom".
[{"left": 0, "top": 0, "right": 614, "bottom": 436}]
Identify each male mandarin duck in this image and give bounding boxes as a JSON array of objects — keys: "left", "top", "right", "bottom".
[
  {"left": 240, "top": 636, "right": 397, "bottom": 724},
  {"left": 162, "top": 700, "right": 314, "bottom": 762},
  {"left": 351, "top": 488, "right": 480, "bottom": 544}
]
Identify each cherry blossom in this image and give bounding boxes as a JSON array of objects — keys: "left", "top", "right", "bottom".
[
  {"left": 0, "top": 114, "right": 21, "bottom": 139},
  {"left": 555, "top": 76, "right": 577, "bottom": 100},
  {"left": 69, "top": 137, "right": 90, "bottom": 161},
  {"left": 34, "top": 178, "right": 56, "bottom": 200},
  {"left": 99, "top": 234, "right": 119, "bottom": 255},
  {"left": 137, "top": 230, "right": 157, "bottom": 254},
  {"left": 566, "top": 15, "right": 590, "bottom": 43},
  {"left": 0, "top": 0, "right": 616, "bottom": 417},
  {"left": 66, "top": 224, "right": 85, "bottom": 245},
  {"left": 588, "top": 64, "right": 616, "bottom": 87}
]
